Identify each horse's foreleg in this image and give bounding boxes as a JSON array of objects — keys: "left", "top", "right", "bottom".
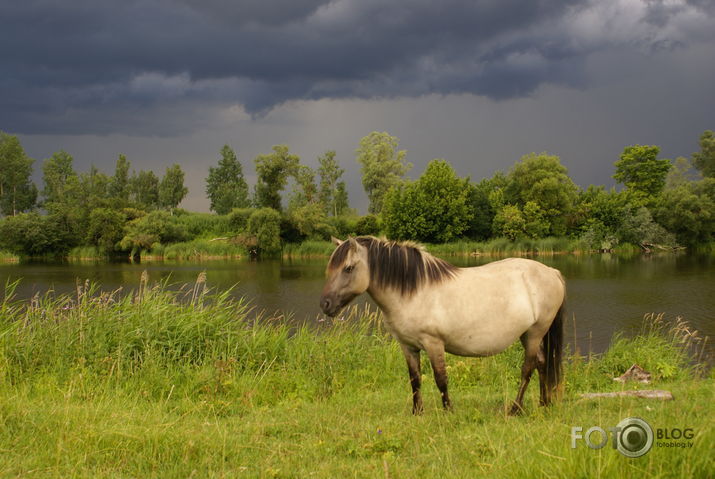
[
  {"left": 401, "top": 345, "right": 423, "bottom": 415},
  {"left": 423, "top": 339, "right": 452, "bottom": 411}
]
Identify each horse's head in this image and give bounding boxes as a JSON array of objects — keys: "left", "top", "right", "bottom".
[{"left": 320, "top": 236, "right": 370, "bottom": 317}]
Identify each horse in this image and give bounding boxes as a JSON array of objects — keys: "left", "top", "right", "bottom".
[{"left": 319, "top": 236, "right": 565, "bottom": 415}]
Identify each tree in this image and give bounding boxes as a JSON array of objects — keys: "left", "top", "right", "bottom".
[
  {"left": 334, "top": 182, "right": 349, "bottom": 217},
  {"left": 109, "top": 154, "right": 131, "bottom": 204},
  {"left": 666, "top": 157, "right": 700, "bottom": 189},
  {"left": 654, "top": 181, "right": 715, "bottom": 246},
  {"left": 692, "top": 130, "right": 715, "bottom": 178},
  {"left": 205, "top": 145, "right": 250, "bottom": 214},
  {"left": 41, "top": 150, "right": 80, "bottom": 211},
  {"left": 317, "top": 150, "right": 346, "bottom": 216},
  {"left": 505, "top": 153, "right": 578, "bottom": 236},
  {"left": 79, "top": 165, "right": 110, "bottom": 211},
  {"left": 492, "top": 204, "right": 526, "bottom": 240},
  {"left": 382, "top": 159, "right": 473, "bottom": 243},
  {"left": 130, "top": 170, "right": 159, "bottom": 209},
  {"left": 289, "top": 165, "right": 318, "bottom": 210},
  {"left": 355, "top": 131, "right": 412, "bottom": 214},
  {"left": 253, "top": 145, "right": 300, "bottom": 211},
  {"left": 0, "top": 132, "right": 37, "bottom": 216},
  {"left": 613, "top": 145, "right": 671, "bottom": 201},
  {"left": 159, "top": 164, "right": 188, "bottom": 210}
]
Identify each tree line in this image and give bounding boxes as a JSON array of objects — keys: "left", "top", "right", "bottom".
[{"left": 0, "top": 129, "right": 713, "bottom": 258}]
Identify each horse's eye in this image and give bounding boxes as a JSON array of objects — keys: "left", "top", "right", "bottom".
[{"left": 344, "top": 265, "right": 354, "bottom": 274}]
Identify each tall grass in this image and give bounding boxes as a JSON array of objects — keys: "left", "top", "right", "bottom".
[
  {"left": 426, "top": 237, "right": 592, "bottom": 256},
  {"left": 0, "top": 250, "right": 19, "bottom": 262},
  {"left": 0, "top": 279, "right": 711, "bottom": 478},
  {"left": 143, "top": 238, "right": 247, "bottom": 260},
  {"left": 282, "top": 240, "right": 337, "bottom": 258}
]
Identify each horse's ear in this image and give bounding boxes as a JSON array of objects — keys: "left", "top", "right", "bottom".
[
  {"left": 331, "top": 236, "right": 343, "bottom": 247},
  {"left": 347, "top": 236, "right": 359, "bottom": 251}
]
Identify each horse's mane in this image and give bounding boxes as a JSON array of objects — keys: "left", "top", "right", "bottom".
[{"left": 328, "top": 236, "right": 458, "bottom": 296}]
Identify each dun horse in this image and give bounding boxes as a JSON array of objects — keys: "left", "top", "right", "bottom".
[{"left": 320, "top": 236, "right": 565, "bottom": 415}]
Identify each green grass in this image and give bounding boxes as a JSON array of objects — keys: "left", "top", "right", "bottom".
[
  {"left": 0, "top": 279, "right": 712, "bottom": 478},
  {"left": 282, "top": 240, "right": 337, "bottom": 258}
]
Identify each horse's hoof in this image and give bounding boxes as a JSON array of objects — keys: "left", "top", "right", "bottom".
[{"left": 508, "top": 403, "right": 524, "bottom": 416}]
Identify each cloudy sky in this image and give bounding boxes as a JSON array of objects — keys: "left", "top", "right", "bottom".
[{"left": 3, "top": 0, "right": 714, "bottom": 212}]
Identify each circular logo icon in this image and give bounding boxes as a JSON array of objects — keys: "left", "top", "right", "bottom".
[{"left": 615, "top": 417, "right": 654, "bottom": 458}]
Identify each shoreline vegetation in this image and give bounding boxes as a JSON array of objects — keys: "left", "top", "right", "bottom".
[
  {"left": 2, "top": 130, "right": 714, "bottom": 266},
  {"left": 0, "top": 278, "right": 711, "bottom": 477},
  {"left": 52, "top": 237, "right": 710, "bottom": 263}
]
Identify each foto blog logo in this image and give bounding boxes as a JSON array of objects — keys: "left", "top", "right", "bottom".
[{"left": 571, "top": 417, "right": 654, "bottom": 458}]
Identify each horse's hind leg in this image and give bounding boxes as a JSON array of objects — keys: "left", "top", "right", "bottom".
[
  {"left": 401, "top": 344, "right": 423, "bottom": 415},
  {"left": 509, "top": 333, "right": 540, "bottom": 415},
  {"left": 423, "top": 339, "right": 452, "bottom": 411}
]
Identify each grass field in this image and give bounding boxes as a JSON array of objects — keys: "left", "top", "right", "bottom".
[{"left": 0, "top": 278, "right": 712, "bottom": 478}]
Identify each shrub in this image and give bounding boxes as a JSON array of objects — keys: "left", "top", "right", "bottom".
[{"left": 248, "top": 208, "right": 282, "bottom": 257}]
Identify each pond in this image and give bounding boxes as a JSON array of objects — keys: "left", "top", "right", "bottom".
[{"left": 1, "top": 253, "right": 713, "bottom": 359}]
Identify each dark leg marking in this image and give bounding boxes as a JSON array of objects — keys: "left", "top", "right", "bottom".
[
  {"left": 425, "top": 342, "right": 452, "bottom": 411},
  {"left": 402, "top": 345, "right": 423, "bottom": 415}
]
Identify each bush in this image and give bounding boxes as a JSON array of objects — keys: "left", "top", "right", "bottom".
[
  {"left": 355, "top": 215, "right": 380, "bottom": 236},
  {"left": 86, "top": 208, "right": 127, "bottom": 253},
  {"left": 120, "top": 210, "right": 190, "bottom": 251},
  {"left": 248, "top": 208, "right": 282, "bottom": 257},
  {"left": 228, "top": 208, "right": 254, "bottom": 233},
  {"left": 174, "top": 211, "right": 232, "bottom": 238},
  {"left": 0, "top": 212, "right": 76, "bottom": 257}
]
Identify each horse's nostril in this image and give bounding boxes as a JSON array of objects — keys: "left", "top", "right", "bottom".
[{"left": 321, "top": 298, "right": 332, "bottom": 312}]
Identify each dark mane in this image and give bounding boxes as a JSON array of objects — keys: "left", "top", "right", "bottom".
[{"left": 328, "top": 236, "right": 458, "bottom": 296}]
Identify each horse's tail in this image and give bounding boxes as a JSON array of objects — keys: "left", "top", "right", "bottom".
[{"left": 544, "top": 300, "right": 564, "bottom": 395}]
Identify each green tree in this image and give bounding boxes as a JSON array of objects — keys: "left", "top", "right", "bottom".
[
  {"left": 253, "top": 145, "right": 300, "bottom": 211},
  {"left": 692, "top": 130, "right": 715, "bottom": 178},
  {"left": 289, "top": 165, "right": 318, "bottom": 210},
  {"left": 79, "top": 165, "right": 110, "bottom": 212},
  {"left": 109, "top": 154, "right": 131, "bottom": 204},
  {"left": 0, "top": 132, "right": 37, "bottom": 216},
  {"left": 666, "top": 157, "right": 700, "bottom": 189},
  {"left": 356, "top": 131, "right": 412, "bottom": 214},
  {"left": 41, "top": 150, "right": 80, "bottom": 211},
  {"left": 334, "top": 182, "right": 349, "bottom": 217},
  {"left": 159, "top": 164, "right": 188, "bottom": 210},
  {"left": 613, "top": 145, "right": 671, "bottom": 201},
  {"left": 653, "top": 182, "right": 715, "bottom": 246},
  {"left": 130, "top": 170, "right": 159, "bottom": 209},
  {"left": 206, "top": 145, "right": 250, "bottom": 214},
  {"left": 492, "top": 204, "right": 526, "bottom": 240},
  {"left": 382, "top": 160, "right": 473, "bottom": 243},
  {"left": 505, "top": 153, "right": 578, "bottom": 236},
  {"left": 317, "top": 150, "right": 346, "bottom": 216}
]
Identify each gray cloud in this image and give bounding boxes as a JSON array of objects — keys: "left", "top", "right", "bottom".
[{"left": 3, "top": 0, "right": 713, "bottom": 135}]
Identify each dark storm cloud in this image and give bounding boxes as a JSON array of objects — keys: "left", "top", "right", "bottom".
[{"left": 1, "top": 0, "right": 713, "bottom": 135}]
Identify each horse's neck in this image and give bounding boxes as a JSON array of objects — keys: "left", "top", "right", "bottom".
[{"left": 366, "top": 284, "right": 402, "bottom": 317}]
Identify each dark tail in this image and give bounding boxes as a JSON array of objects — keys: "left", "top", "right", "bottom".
[{"left": 544, "top": 302, "right": 564, "bottom": 393}]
